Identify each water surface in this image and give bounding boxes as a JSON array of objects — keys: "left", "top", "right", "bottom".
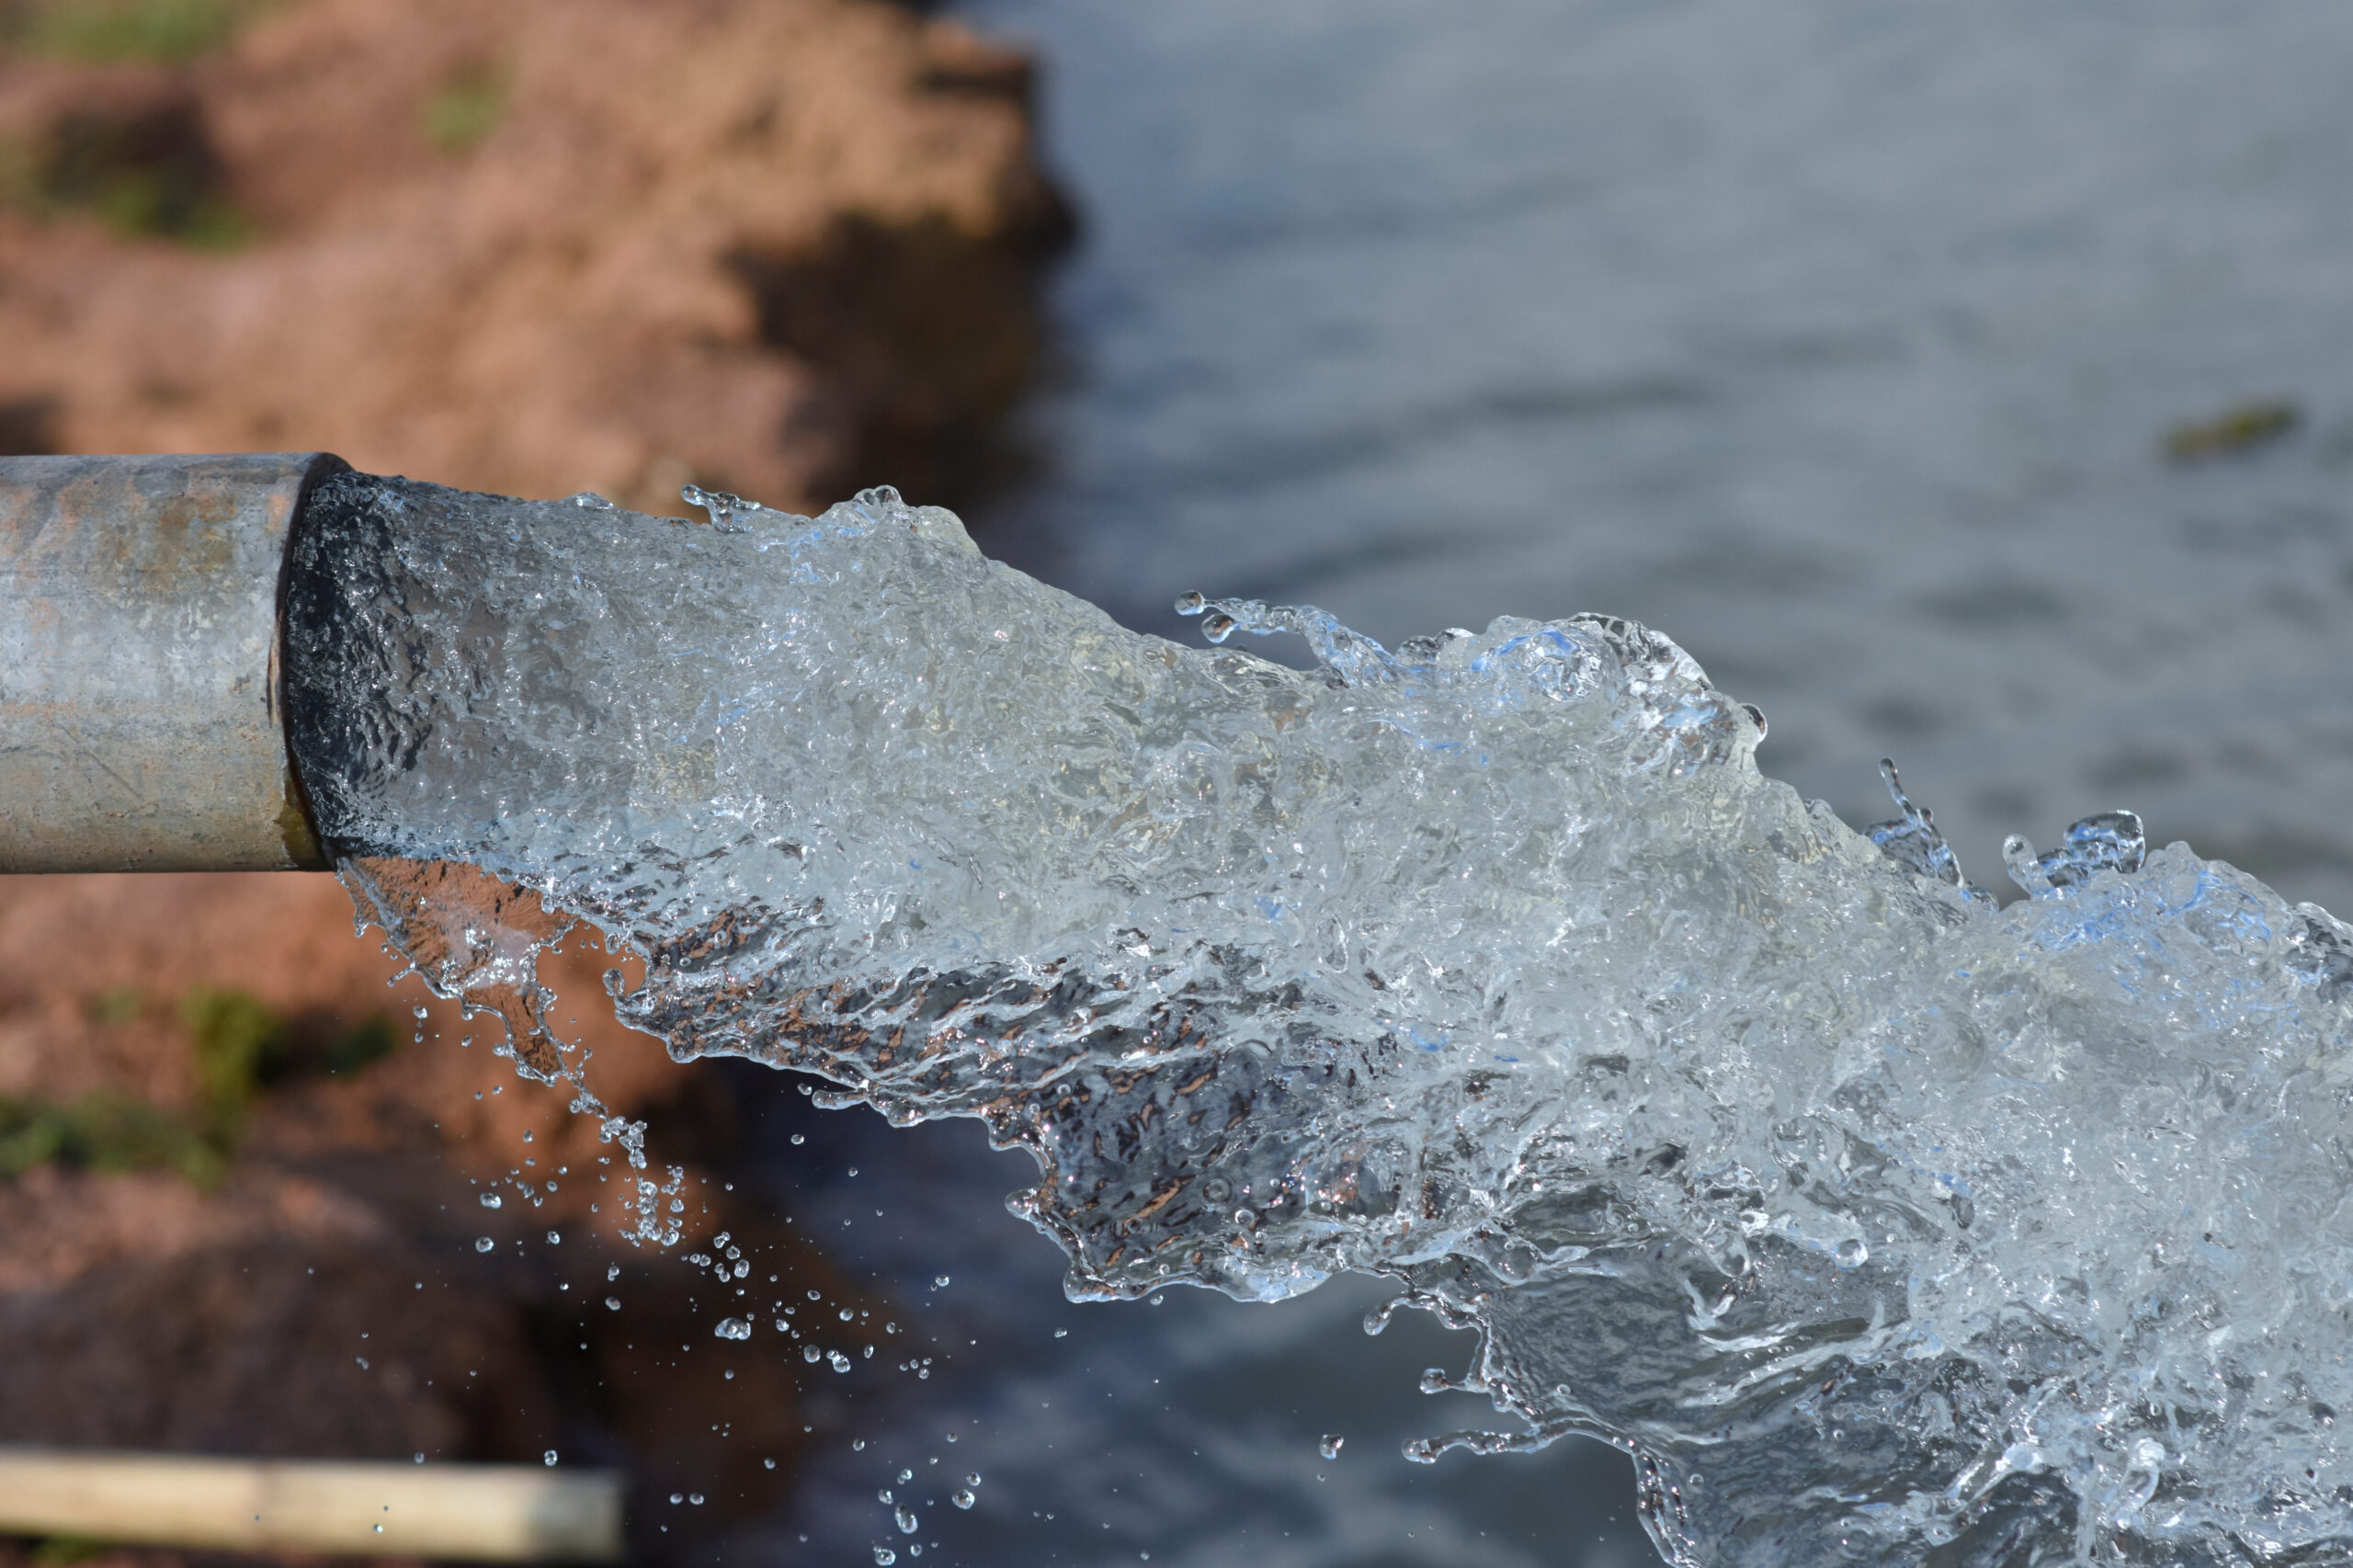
[
  {"left": 968, "top": 0, "right": 2353, "bottom": 912},
  {"left": 924, "top": 3, "right": 2353, "bottom": 1562}
]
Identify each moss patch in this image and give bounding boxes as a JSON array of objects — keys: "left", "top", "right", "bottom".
[
  {"left": 6, "top": 0, "right": 255, "bottom": 63},
  {"left": 33, "top": 100, "right": 249, "bottom": 247},
  {"left": 2164, "top": 398, "right": 2302, "bottom": 461},
  {"left": 422, "top": 62, "right": 508, "bottom": 154},
  {"left": 0, "top": 988, "right": 397, "bottom": 1187}
]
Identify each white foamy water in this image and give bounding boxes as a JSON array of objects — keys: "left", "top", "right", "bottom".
[{"left": 284, "top": 474, "right": 2353, "bottom": 1566}]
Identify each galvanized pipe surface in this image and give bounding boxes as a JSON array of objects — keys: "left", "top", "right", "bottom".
[{"left": 0, "top": 452, "right": 346, "bottom": 872}]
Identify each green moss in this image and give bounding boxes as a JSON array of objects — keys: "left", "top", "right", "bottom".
[
  {"left": 324, "top": 1014, "right": 399, "bottom": 1077},
  {"left": 0, "top": 1093, "right": 225, "bottom": 1186},
  {"left": 10, "top": 0, "right": 251, "bottom": 62},
  {"left": 2164, "top": 399, "right": 2302, "bottom": 461},
  {"left": 422, "top": 64, "right": 508, "bottom": 154},
  {"left": 180, "top": 984, "right": 289, "bottom": 1139},
  {"left": 116, "top": 178, "right": 248, "bottom": 249},
  {"left": 31, "top": 103, "right": 251, "bottom": 248},
  {"left": 0, "top": 131, "right": 35, "bottom": 209},
  {"left": 1, "top": 989, "right": 398, "bottom": 1187},
  {"left": 86, "top": 984, "right": 144, "bottom": 1026}
]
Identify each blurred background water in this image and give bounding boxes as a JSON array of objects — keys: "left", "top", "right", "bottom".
[{"left": 742, "top": 2, "right": 2353, "bottom": 1562}]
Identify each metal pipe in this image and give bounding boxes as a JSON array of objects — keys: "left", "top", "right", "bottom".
[{"left": 0, "top": 452, "right": 346, "bottom": 872}]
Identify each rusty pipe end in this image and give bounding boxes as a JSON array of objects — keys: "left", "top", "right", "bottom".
[{"left": 0, "top": 451, "right": 348, "bottom": 873}]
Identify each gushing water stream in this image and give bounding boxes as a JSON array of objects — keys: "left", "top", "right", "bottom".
[{"left": 281, "top": 472, "right": 2351, "bottom": 1566}]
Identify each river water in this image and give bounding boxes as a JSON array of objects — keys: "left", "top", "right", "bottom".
[
  {"left": 737, "top": 3, "right": 2353, "bottom": 1563},
  {"left": 323, "top": 5, "right": 2340, "bottom": 1562},
  {"left": 966, "top": 0, "right": 2353, "bottom": 915}
]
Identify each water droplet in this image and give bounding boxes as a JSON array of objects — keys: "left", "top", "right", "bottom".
[
  {"left": 1053, "top": 1327, "right": 1067, "bottom": 1338},
  {"left": 964, "top": 1472, "right": 981, "bottom": 1488},
  {"left": 1836, "top": 1237, "right": 1869, "bottom": 1268},
  {"left": 546, "top": 1231, "right": 561, "bottom": 1245},
  {"left": 829, "top": 1349, "right": 853, "bottom": 1372},
  {"left": 878, "top": 1488, "right": 893, "bottom": 1505},
  {"left": 1200, "top": 611, "right": 1238, "bottom": 643},
  {"left": 872, "top": 1550, "right": 896, "bottom": 1566},
  {"left": 951, "top": 1489, "right": 975, "bottom": 1510},
  {"left": 543, "top": 1450, "right": 558, "bottom": 1467},
  {"left": 803, "top": 1345, "right": 822, "bottom": 1363},
  {"left": 897, "top": 1469, "right": 914, "bottom": 1483},
  {"left": 689, "top": 1494, "right": 704, "bottom": 1506},
  {"left": 669, "top": 1494, "right": 684, "bottom": 1506},
  {"left": 716, "top": 1317, "right": 753, "bottom": 1340},
  {"left": 1200, "top": 1176, "right": 1231, "bottom": 1204},
  {"left": 1232, "top": 1207, "right": 1256, "bottom": 1227},
  {"left": 1319, "top": 1434, "right": 1345, "bottom": 1460},
  {"left": 568, "top": 491, "right": 615, "bottom": 510},
  {"left": 895, "top": 1506, "right": 918, "bottom": 1534},
  {"left": 412, "top": 1005, "right": 429, "bottom": 1020},
  {"left": 790, "top": 1133, "right": 805, "bottom": 1145},
  {"left": 474, "top": 1236, "right": 494, "bottom": 1253},
  {"left": 1174, "top": 590, "right": 1206, "bottom": 615},
  {"left": 933, "top": 1275, "right": 950, "bottom": 1290},
  {"left": 605, "top": 1296, "right": 621, "bottom": 1311},
  {"left": 480, "top": 1193, "right": 502, "bottom": 1209}
]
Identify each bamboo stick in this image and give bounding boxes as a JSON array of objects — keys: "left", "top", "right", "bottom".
[{"left": 0, "top": 1449, "right": 623, "bottom": 1560}]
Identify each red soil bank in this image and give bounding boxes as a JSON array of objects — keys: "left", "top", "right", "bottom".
[{"left": 0, "top": 0, "right": 1066, "bottom": 1548}]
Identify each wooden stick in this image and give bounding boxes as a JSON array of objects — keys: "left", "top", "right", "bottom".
[{"left": 0, "top": 1449, "right": 623, "bottom": 1561}]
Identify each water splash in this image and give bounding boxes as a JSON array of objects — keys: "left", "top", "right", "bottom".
[
  {"left": 1863, "top": 757, "right": 1995, "bottom": 909},
  {"left": 280, "top": 475, "right": 2353, "bottom": 1566},
  {"left": 680, "top": 483, "right": 765, "bottom": 532},
  {"left": 2002, "top": 810, "right": 2149, "bottom": 897}
]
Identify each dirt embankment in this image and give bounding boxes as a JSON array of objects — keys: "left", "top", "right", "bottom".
[
  {"left": 0, "top": 0, "right": 1070, "bottom": 1555},
  {"left": 0, "top": 871, "right": 881, "bottom": 1546},
  {"left": 0, "top": 0, "right": 1072, "bottom": 513}
]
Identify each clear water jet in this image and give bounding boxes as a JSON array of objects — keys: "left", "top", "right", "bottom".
[{"left": 269, "top": 472, "right": 2351, "bottom": 1567}]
